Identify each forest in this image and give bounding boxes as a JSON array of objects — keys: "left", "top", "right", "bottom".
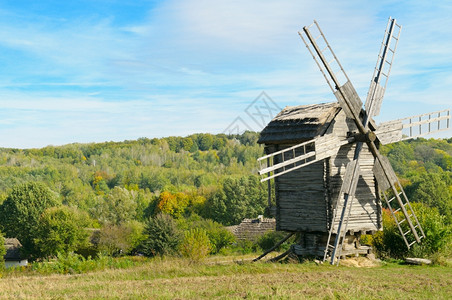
[{"left": 0, "top": 132, "right": 451, "bottom": 268}]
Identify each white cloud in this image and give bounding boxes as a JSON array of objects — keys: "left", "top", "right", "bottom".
[{"left": 0, "top": 1, "right": 450, "bottom": 148}]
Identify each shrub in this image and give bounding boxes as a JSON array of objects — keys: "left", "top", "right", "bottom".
[
  {"left": 179, "top": 228, "right": 212, "bottom": 262},
  {"left": 177, "top": 216, "right": 235, "bottom": 254},
  {"left": 408, "top": 203, "right": 451, "bottom": 259},
  {"left": 256, "top": 231, "right": 292, "bottom": 252},
  {"left": 372, "top": 203, "right": 452, "bottom": 260},
  {"left": 372, "top": 208, "right": 407, "bottom": 259},
  {"left": 232, "top": 239, "right": 260, "bottom": 254},
  {"left": 31, "top": 252, "right": 144, "bottom": 275},
  {"left": 141, "top": 213, "right": 181, "bottom": 257},
  {"left": 97, "top": 221, "right": 145, "bottom": 256},
  {"left": 202, "top": 220, "right": 236, "bottom": 254}
]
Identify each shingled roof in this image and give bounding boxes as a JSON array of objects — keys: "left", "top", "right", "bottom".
[
  {"left": 258, "top": 102, "right": 341, "bottom": 144},
  {"left": 4, "top": 238, "right": 23, "bottom": 261}
]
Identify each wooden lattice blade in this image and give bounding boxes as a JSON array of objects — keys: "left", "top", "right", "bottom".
[
  {"left": 334, "top": 81, "right": 363, "bottom": 120},
  {"left": 365, "top": 17, "right": 401, "bottom": 118},
  {"left": 372, "top": 155, "right": 398, "bottom": 191},
  {"left": 365, "top": 81, "right": 385, "bottom": 118},
  {"left": 375, "top": 109, "right": 450, "bottom": 144},
  {"left": 375, "top": 119, "right": 403, "bottom": 145},
  {"left": 257, "top": 135, "right": 349, "bottom": 182},
  {"left": 372, "top": 153, "right": 423, "bottom": 244},
  {"left": 300, "top": 21, "right": 365, "bottom": 130}
]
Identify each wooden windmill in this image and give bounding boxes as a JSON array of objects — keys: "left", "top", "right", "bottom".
[{"left": 257, "top": 18, "right": 451, "bottom": 264}]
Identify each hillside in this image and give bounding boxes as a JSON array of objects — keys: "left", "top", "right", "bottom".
[
  {"left": 0, "top": 133, "right": 451, "bottom": 264},
  {"left": 0, "top": 134, "right": 450, "bottom": 224}
]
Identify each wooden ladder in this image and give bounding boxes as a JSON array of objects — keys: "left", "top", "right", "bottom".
[{"left": 380, "top": 182, "right": 425, "bottom": 248}]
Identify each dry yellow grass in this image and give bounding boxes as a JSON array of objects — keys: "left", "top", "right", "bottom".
[{"left": 1, "top": 256, "right": 451, "bottom": 299}]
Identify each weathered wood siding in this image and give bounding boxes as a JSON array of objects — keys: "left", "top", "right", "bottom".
[
  {"left": 274, "top": 144, "right": 328, "bottom": 232},
  {"left": 329, "top": 113, "right": 381, "bottom": 232}
]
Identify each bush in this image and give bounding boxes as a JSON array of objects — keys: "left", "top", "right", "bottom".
[
  {"left": 201, "top": 220, "right": 236, "bottom": 254},
  {"left": 178, "top": 216, "right": 235, "bottom": 254},
  {"left": 141, "top": 213, "right": 181, "bottom": 257},
  {"left": 408, "top": 203, "right": 451, "bottom": 259},
  {"left": 372, "top": 208, "right": 407, "bottom": 259},
  {"left": 179, "top": 228, "right": 212, "bottom": 262},
  {"left": 97, "top": 221, "right": 145, "bottom": 256},
  {"left": 372, "top": 204, "right": 452, "bottom": 260},
  {"left": 31, "top": 252, "right": 144, "bottom": 275},
  {"left": 231, "top": 239, "right": 260, "bottom": 254},
  {"left": 256, "top": 231, "right": 292, "bottom": 252}
]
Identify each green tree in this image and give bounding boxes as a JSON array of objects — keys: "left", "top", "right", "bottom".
[
  {"left": 181, "top": 137, "right": 194, "bottom": 152},
  {"left": 34, "top": 206, "right": 90, "bottom": 258},
  {"left": 198, "top": 134, "right": 214, "bottom": 151},
  {"left": 141, "top": 213, "right": 181, "bottom": 257},
  {"left": 407, "top": 172, "right": 452, "bottom": 223},
  {"left": 204, "top": 175, "right": 267, "bottom": 225},
  {"left": 0, "top": 182, "right": 60, "bottom": 259},
  {"left": 155, "top": 191, "right": 189, "bottom": 219},
  {"left": 95, "top": 187, "right": 137, "bottom": 225}
]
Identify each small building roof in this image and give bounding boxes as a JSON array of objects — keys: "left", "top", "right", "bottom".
[
  {"left": 227, "top": 217, "right": 276, "bottom": 241},
  {"left": 4, "top": 238, "right": 24, "bottom": 261},
  {"left": 258, "top": 102, "right": 341, "bottom": 144}
]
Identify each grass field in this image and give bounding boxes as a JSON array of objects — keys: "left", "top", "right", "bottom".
[{"left": 1, "top": 255, "right": 451, "bottom": 299}]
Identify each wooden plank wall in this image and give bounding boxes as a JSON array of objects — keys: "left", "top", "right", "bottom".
[
  {"left": 329, "top": 114, "right": 381, "bottom": 232},
  {"left": 275, "top": 155, "right": 327, "bottom": 232}
]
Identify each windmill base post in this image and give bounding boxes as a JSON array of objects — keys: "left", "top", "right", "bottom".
[{"left": 292, "top": 231, "right": 372, "bottom": 259}]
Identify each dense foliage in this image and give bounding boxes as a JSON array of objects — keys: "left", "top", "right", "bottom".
[
  {"left": 141, "top": 213, "right": 182, "bottom": 257},
  {"left": 34, "top": 206, "right": 90, "bottom": 258},
  {"left": 0, "top": 182, "right": 60, "bottom": 258},
  {"left": 0, "top": 133, "right": 450, "bottom": 263},
  {"left": 381, "top": 138, "right": 452, "bottom": 223},
  {"left": 179, "top": 228, "right": 212, "bottom": 262}
]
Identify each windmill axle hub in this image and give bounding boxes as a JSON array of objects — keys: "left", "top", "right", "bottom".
[{"left": 352, "top": 131, "right": 376, "bottom": 143}]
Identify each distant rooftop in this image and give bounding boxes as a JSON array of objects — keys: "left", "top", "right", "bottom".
[{"left": 4, "top": 238, "right": 24, "bottom": 261}]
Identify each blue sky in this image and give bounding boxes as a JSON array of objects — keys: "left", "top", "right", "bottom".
[{"left": 0, "top": 0, "right": 450, "bottom": 148}]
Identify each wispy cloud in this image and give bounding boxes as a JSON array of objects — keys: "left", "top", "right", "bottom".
[{"left": 0, "top": 0, "right": 450, "bottom": 148}]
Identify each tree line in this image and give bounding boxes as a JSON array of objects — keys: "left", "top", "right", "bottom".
[{"left": 0, "top": 133, "right": 451, "bottom": 264}]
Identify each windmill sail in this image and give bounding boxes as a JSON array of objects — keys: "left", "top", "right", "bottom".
[
  {"left": 258, "top": 135, "right": 349, "bottom": 182},
  {"left": 365, "top": 18, "right": 402, "bottom": 118},
  {"left": 300, "top": 22, "right": 365, "bottom": 129},
  {"left": 373, "top": 154, "right": 425, "bottom": 247},
  {"left": 376, "top": 109, "right": 450, "bottom": 144}
]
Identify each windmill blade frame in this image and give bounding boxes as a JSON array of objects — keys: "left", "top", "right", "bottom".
[
  {"left": 365, "top": 17, "right": 402, "bottom": 118},
  {"left": 258, "top": 134, "right": 350, "bottom": 182},
  {"left": 299, "top": 22, "right": 363, "bottom": 121},
  {"left": 375, "top": 109, "right": 450, "bottom": 145},
  {"left": 373, "top": 154, "right": 425, "bottom": 247}
]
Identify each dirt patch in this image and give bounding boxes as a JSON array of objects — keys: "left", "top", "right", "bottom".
[{"left": 339, "top": 256, "right": 381, "bottom": 268}]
